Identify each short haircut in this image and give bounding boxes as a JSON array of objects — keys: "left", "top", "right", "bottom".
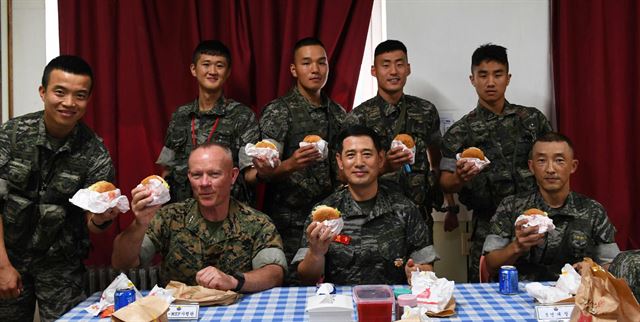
[
  {"left": 41, "top": 55, "right": 94, "bottom": 92},
  {"left": 374, "top": 39, "right": 407, "bottom": 58},
  {"left": 293, "top": 37, "right": 325, "bottom": 57},
  {"left": 471, "top": 43, "right": 509, "bottom": 73},
  {"left": 192, "top": 40, "right": 232, "bottom": 67},
  {"left": 189, "top": 142, "right": 233, "bottom": 167},
  {"left": 530, "top": 132, "right": 575, "bottom": 159},
  {"left": 336, "top": 125, "right": 383, "bottom": 154}
]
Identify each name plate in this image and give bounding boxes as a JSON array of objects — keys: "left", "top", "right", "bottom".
[
  {"left": 535, "top": 304, "right": 574, "bottom": 321},
  {"left": 168, "top": 303, "right": 199, "bottom": 320}
]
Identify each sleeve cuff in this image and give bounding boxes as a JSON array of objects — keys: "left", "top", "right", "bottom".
[
  {"left": 439, "top": 157, "right": 457, "bottom": 172},
  {"left": 483, "top": 235, "right": 510, "bottom": 254},
  {"left": 155, "top": 146, "right": 175, "bottom": 167},
  {"left": 595, "top": 243, "right": 621, "bottom": 265},
  {"left": 253, "top": 247, "right": 288, "bottom": 272},
  {"left": 138, "top": 234, "right": 157, "bottom": 266},
  {"left": 291, "top": 248, "right": 308, "bottom": 265},
  {"left": 238, "top": 147, "right": 252, "bottom": 170},
  {"left": 0, "top": 178, "right": 7, "bottom": 198},
  {"left": 410, "top": 245, "right": 439, "bottom": 264}
]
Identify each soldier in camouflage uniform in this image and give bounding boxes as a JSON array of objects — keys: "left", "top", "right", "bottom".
[
  {"left": 255, "top": 38, "right": 347, "bottom": 264},
  {"left": 294, "top": 126, "right": 437, "bottom": 285},
  {"left": 440, "top": 44, "right": 551, "bottom": 282},
  {"left": 156, "top": 40, "right": 259, "bottom": 205},
  {"left": 113, "top": 143, "right": 286, "bottom": 292},
  {"left": 0, "top": 56, "right": 119, "bottom": 321},
  {"left": 609, "top": 250, "right": 640, "bottom": 302},
  {"left": 483, "top": 133, "right": 619, "bottom": 281},
  {"left": 347, "top": 40, "right": 449, "bottom": 243}
]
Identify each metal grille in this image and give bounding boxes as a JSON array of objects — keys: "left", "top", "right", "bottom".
[{"left": 84, "top": 266, "right": 160, "bottom": 294}]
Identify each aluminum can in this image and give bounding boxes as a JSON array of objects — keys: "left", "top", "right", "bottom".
[
  {"left": 114, "top": 287, "right": 136, "bottom": 311},
  {"left": 499, "top": 265, "right": 519, "bottom": 295}
]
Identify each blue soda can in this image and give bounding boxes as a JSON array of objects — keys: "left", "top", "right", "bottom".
[
  {"left": 499, "top": 265, "right": 519, "bottom": 295},
  {"left": 114, "top": 287, "right": 136, "bottom": 311}
]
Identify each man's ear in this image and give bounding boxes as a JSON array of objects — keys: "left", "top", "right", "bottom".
[
  {"left": 370, "top": 65, "right": 376, "bottom": 77},
  {"left": 190, "top": 64, "right": 197, "bottom": 77},
  {"left": 290, "top": 64, "right": 297, "bottom": 78},
  {"left": 528, "top": 159, "right": 534, "bottom": 174},
  {"left": 39, "top": 85, "right": 46, "bottom": 101},
  {"left": 336, "top": 153, "right": 343, "bottom": 170},
  {"left": 570, "top": 159, "right": 579, "bottom": 174},
  {"left": 231, "top": 167, "right": 240, "bottom": 185}
]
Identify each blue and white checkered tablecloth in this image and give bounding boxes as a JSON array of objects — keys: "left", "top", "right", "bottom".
[{"left": 57, "top": 283, "right": 539, "bottom": 321}]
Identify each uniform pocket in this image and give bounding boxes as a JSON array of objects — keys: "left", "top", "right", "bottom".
[
  {"left": 377, "top": 229, "right": 407, "bottom": 283},
  {"left": 3, "top": 193, "right": 33, "bottom": 246},
  {"left": 31, "top": 204, "right": 66, "bottom": 251},
  {"left": 51, "top": 171, "right": 82, "bottom": 195},
  {"left": 7, "top": 160, "right": 32, "bottom": 190}
]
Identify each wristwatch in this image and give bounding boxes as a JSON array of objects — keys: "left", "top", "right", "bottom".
[
  {"left": 232, "top": 272, "right": 245, "bottom": 292},
  {"left": 444, "top": 204, "right": 460, "bottom": 214}
]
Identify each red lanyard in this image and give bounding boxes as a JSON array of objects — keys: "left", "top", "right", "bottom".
[{"left": 191, "top": 115, "right": 220, "bottom": 147}]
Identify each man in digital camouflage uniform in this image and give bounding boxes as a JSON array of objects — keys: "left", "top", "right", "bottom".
[
  {"left": 294, "top": 126, "right": 437, "bottom": 285},
  {"left": 156, "top": 40, "right": 260, "bottom": 205},
  {"left": 255, "top": 38, "right": 347, "bottom": 264},
  {"left": 348, "top": 40, "right": 453, "bottom": 242},
  {"left": 440, "top": 44, "right": 551, "bottom": 282},
  {"left": 483, "top": 132, "right": 619, "bottom": 281},
  {"left": 609, "top": 250, "right": 640, "bottom": 302},
  {"left": 0, "top": 56, "right": 120, "bottom": 321},
  {"left": 113, "top": 143, "right": 286, "bottom": 292}
]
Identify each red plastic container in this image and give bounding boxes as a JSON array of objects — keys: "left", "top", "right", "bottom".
[{"left": 353, "top": 285, "right": 394, "bottom": 322}]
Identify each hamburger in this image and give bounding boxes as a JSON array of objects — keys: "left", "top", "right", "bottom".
[
  {"left": 311, "top": 205, "right": 341, "bottom": 222},
  {"left": 524, "top": 208, "right": 548, "bottom": 216},
  {"left": 303, "top": 135, "right": 322, "bottom": 143},
  {"left": 461, "top": 147, "right": 485, "bottom": 160},
  {"left": 394, "top": 134, "right": 415, "bottom": 149},
  {"left": 141, "top": 175, "right": 170, "bottom": 189},
  {"left": 255, "top": 140, "right": 277, "bottom": 150}
]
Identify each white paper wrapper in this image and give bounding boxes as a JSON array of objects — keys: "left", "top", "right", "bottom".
[
  {"left": 321, "top": 217, "right": 344, "bottom": 235},
  {"left": 140, "top": 178, "right": 170, "bottom": 206},
  {"left": 299, "top": 139, "right": 328, "bottom": 160},
  {"left": 391, "top": 140, "right": 416, "bottom": 165},
  {"left": 525, "top": 282, "right": 572, "bottom": 304},
  {"left": 69, "top": 188, "right": 130, "bottom": 213},
  {"left": 84, "top": 273, "right": 144, "bottom": 316},
  {"left": 556, "top": 264, "right": 581, "bottom": 295},
  {"left": 401, "top": 306, "right": 433, "bottom": 321},
  {"left": 244, "top": 142, "right": 280, "bottom": 167},
  {"left": 455, "top": 153, "right": 491, "bottom": 171},
  {"left": 515, "top": 214, "right": 555, "bottom": 233},
  {"left": 147, "top": 284, "right": 175, "bottom": 304},
  {"left": 525, "top": 263, "right": 580, "bottom": 304},
  {"left": 411, "top": 271, "right": 454, "bottom": 314}
]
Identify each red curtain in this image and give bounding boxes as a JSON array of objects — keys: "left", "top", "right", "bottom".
[
  {"left": 552, "top": 0, "right": 639, "bottom": 250},
  {"left": 57, "top": 0, "right": 373, "bottom": 265}
]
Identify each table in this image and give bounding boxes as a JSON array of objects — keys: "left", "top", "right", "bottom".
[{"left": 57, "top": 283, "right": 540, "bottom": 321}]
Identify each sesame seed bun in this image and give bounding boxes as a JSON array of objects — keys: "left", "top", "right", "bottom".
[
  {"left": 524, "top": 208, "right": 547, "bottom": 216},
  {"left": 303, "top": 135, "right": 323, "bottom": 143},
  {"left": 88, "top": 181, "right": 116, "bottom": 193},
  {"left": 255, "top": 140, "right": 277, "bottom": 150},
  {"left": 141, "top": 175, "right": 169, "bottom": 189},
  {"left": 394, "top": 134, "right": 415, "bottom": 149},
  {"left": 461, "top": 147, "right": 485, "bottom": 160}
]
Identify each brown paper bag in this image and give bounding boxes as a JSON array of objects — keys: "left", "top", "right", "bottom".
[
  {"left": 165, "top": 280, "right": 241, "bottom": 306},
  {"left": 426, "top": 297, "right": 456, "bottom": 317},
  {"left": 111, "top": 296, "right": 169, "bottom": 322},
  {"left": 570, "top": 258, "right": 640, "bottom": 322}
]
